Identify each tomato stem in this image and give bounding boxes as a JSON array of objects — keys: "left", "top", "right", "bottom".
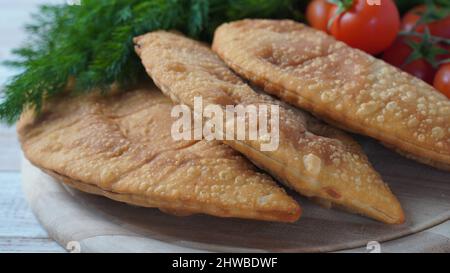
[
  {"left": 438, "top": 58, "right": 450, "bottom": 66},
  {"left": 403, "top": 28, "right": 449, "bottom": 69},
  {"left": 414, "top": 0, "right": 450, "bottom": 27},
  {"left": 400, "top": 31, "right": 450, "bottom": 45},
  {"left": 326, "top": 0, "right": 354, "bottom": 31}
]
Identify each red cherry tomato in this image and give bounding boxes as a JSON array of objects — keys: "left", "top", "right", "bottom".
[
  {"left": 433, "top": 63, "right": 450, "bottom": 98},
  {"left": 328, "top": 0, "right": 400, "bottom": 55},
  {"left": 402, "top": 59, "right": 437, "bottom": 85},
  {"left": 401, "top": 5, "right": 450, "bottom": 39},
  {"left": 382, "top": 38, "right": 413, "bottom": 67},
  {"left": 382, "top": 37, "right": 437, "bottom": 84},
  {"left": 402, "top": 5, "right": 427, "bottom": 32},
  {"left": 306, "top": 0, "right": 334, "bottom": 33}
]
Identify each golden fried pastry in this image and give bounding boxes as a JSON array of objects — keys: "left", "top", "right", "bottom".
[
  {"left": 212, "top": 19, "right": 450, "bottom": 171},
  {"left": 17, "top": 85, "right": 301, "bottom": 222},
  {"left": 134, "top": 31, "right": 405, "bottom": 224}
]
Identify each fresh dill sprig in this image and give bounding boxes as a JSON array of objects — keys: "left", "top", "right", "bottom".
[{"left": 0, "top": 0, "right": 300, "bottom": 124}]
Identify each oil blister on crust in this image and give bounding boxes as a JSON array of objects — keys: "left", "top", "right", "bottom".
[
  {"left": 134, "top": 31, "right": 405, "bottom": 224},
  {"left": 212, "top": 19, "right": 450, "bottom": 171},
  {"left": 17, "top": 86, "right": 301, "bottom": 223}
]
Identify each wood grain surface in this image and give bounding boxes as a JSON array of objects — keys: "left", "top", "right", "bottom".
[
  {"left": 0, "top": 157, "right": 64, "bottom": 252},
  {"left": 0, "top": 0, "right": 64, "bottom": 253},
  {"left": 22, "top": 135, "right": 450, "bottom": 252}
]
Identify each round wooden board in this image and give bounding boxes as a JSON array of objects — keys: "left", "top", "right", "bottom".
[{"left": 22, "top": 137, "right": 450, "bottom": 253}]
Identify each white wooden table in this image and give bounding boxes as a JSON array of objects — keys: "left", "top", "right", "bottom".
[{"left": 0, "top": 0, "right": 65, "bottom": 252}]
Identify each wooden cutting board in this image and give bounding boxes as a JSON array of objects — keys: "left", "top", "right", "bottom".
[{"left": 22, "top": 137, "right": 450, "bottom": 253}]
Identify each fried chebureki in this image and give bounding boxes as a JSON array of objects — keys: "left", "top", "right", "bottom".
[
  {"left": 134, "top": 31, "right": 405, "bottom": 224},
  {"left": 17, "top": 85, "right": 302, "bottom": 222},
  {"left": 212, "top": 19, "right": 450, "bottom": 171}
]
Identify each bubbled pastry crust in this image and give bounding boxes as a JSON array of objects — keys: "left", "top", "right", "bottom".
[
  {"left": 212, "top": 19, "right": 450, "bottom": 171},
  {"left": 134, "top": 31, "right": 404, "bottom": 224},
  {"left": 17, "top": 86, "right": 301, "bottom": 223}
]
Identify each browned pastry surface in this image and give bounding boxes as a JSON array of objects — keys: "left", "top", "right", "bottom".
[
  {"left": 17, "top": 86, "right": 301, "bottom": 222},
  {"left": 134, "top": 31, "right": 404, "bottom": 224},
  {"left": 212, "top": 19, "right": 450, "bottom": 171}
]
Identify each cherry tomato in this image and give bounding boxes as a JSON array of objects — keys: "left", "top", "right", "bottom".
[
  {"left": 402, "top": 59, "right": 437, "bottom": 85},
  {"left": 433, "top": 63, "right": 450, "bottom": 98},
  {"left": 306, "top": 0, "right": 334, "bottom": 33},
  {"left": 382, "top": 37, "right": 436, "bottom": 84},
  {"left": 382, "top": 38, "right": 413, "bottom": 67},
  {"left": 401, "top": 5, "right": 450, "bottom": 39},
  {"left": 328, "top": 0, "right": 400, "bottom": 55}
]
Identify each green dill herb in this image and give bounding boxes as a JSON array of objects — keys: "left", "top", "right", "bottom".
[{"left": 0, "top": 0, "right": 300, "bottom": 124}]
